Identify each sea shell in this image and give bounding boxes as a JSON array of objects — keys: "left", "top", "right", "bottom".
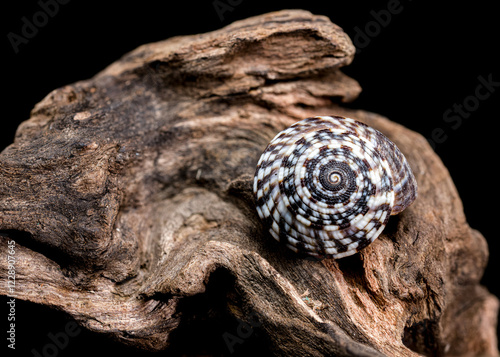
[{"left": 253, "top": 116, "right": 417, "bottom": 259}]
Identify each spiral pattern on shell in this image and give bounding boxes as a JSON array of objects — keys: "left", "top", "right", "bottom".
[{"left": 253, "top": 116, "right": 417, "bottom": 259}]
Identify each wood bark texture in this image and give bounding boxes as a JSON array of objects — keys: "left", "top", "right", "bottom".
[{"left": 0, "top": 9, "right": 498, "bottom": 357}]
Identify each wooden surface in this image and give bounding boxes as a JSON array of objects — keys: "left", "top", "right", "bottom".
[{"left": 0, "top": 10, "right": 497, "bottom": 357}]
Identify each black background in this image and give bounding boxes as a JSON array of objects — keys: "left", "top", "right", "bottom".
[{"left": 2, "top": 0, "right": 499, "bottom": 356}]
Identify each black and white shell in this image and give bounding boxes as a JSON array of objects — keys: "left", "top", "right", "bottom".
[{"left": 253, "top": 116, "right": 417, "bottom": 259}]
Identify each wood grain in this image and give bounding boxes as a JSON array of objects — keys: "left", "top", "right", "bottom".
[{"left": 0, "top": 10, "right": 497, "bottom": 357}]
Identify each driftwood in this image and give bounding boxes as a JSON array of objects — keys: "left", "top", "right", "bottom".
[{"left": 0, "top": 9, "right": 498, "bottom": 357}]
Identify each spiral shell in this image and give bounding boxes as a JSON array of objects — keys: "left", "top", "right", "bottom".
[{"left": 253, "top": 116, "right": 417, "bottom": 259}]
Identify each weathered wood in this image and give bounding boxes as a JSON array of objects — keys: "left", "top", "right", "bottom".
[{"left": 0, "top": 10, "right": 497, "bottom": 356}]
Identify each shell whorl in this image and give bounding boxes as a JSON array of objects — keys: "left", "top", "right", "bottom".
[{"left": 253, "top": 116, "right": 417, "bottom": 259}]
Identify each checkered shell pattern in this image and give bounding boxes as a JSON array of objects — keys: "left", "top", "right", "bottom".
[{"left": 253, "top": 116, "right": 417, "bottom": 259}]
